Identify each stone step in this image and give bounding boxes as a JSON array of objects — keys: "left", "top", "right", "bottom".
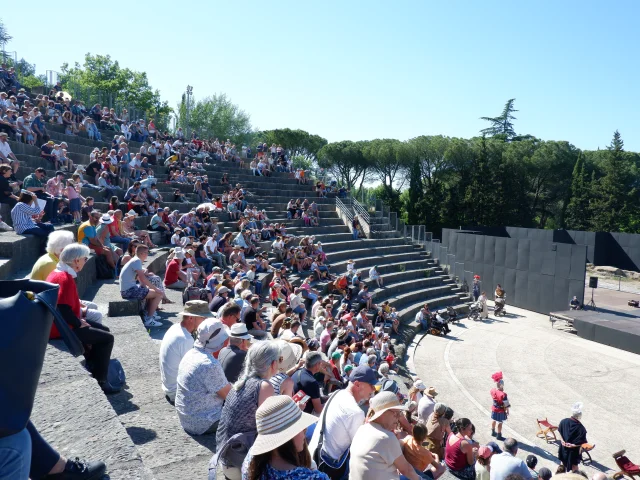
[
  {"left": 330, "top": 251, "right": 428, "bottom": 274},
  {"left": 31, "top": 342, "right": 154, "bottom": 480},
  {"left": 101, "top": 315, "right": 217, "bottom": 479},
  {"left": 324, "top": 243, "right": 420, "bottom": 264}
]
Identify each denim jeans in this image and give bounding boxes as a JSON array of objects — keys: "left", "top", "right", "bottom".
[
  {"left": 0, "top": 427, "right": 31, "bottom": 480},
  {"left": 196, "top": 256, "right": 213, "bottom": 274},
  {"left": 352, "top": 229, "right": 359, "bottom": 240},
  {"left": 111, "top": 235, "right": 131, "bottom": 251}
]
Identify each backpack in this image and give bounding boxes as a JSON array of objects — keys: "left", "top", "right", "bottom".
[
  {"left": 107, "top": 359, "right": 126, "bottom": 389},
  {"left": 182, "top": 270, "right": 208, "bottom": 305}
]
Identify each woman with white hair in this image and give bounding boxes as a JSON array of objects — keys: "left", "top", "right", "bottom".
[
  {"left": 45, "top": 243, "right": 119, "bottom": 394},
  {"left": 557, "top": 402, "right": 589, "bottom": 472},
  {"left": 216, "top": 341, "right": 279, "bottom": 479},
  {"left": 30, "top": 230, "right": 102, "bottom": 323}
]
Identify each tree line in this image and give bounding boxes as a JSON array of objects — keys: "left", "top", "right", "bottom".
[{"left": 316, "top": 100, "right": 640, "bottom": 236}]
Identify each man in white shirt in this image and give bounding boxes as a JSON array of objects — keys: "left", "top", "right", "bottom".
[
  {"left": 309, "top": 365, "right": 379, "bottom": 474},
  {"left": 205, "top": 235, "right": 227, "bottom": 268},
  {"left": 417, "top": 386, "right": 439, "bottom": 422},
  {"left": 159, "top": 300, "right": 211, "bottom": 404},
  {"left": 289, "top": 288, "right": 307, "bottom": 322}
]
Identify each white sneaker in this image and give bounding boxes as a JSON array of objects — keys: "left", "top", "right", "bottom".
[
  {"left": 0, "top": 221, "right": 13, "bottom": 232},
  {"left": 143, "top": 317, "right": 162, "bottom": 327}
]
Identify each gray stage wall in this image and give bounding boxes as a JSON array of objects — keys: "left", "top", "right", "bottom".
[
  {"left": 442, "top": 229, "right": 587, "bottom": 314},
  {"left": 453, "top": 226, "right": 640, "bottom": 272}
]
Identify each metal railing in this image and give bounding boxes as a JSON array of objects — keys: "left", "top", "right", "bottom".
[{"left": 335, "top": 196, "right": 374, "bottom": 238}]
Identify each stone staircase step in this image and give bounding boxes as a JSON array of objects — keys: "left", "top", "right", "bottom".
[{"left": 31, "top": 342, "right": 154, "bottom": 480}]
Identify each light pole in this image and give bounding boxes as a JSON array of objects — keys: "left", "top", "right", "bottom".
[{"left": 185, "top": 85, "right": 193, "bottom": 138}]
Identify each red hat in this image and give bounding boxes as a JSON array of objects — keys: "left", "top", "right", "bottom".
[
  {"left": 474, "top": 275, "right": 481, "bottom": 279},
  {"left": 491, "top": 371, "right": 503, "bottom": 383}
]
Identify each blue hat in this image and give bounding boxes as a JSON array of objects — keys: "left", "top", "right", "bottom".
[
  {"left": 487, "top": 441, "right": 503, "bottom": 454},
  {"left": 381, "top": 378, "right": 399, "bottom": 394},
  {"left": 348, "top": 365, "right": 379, "bottom": 386}
]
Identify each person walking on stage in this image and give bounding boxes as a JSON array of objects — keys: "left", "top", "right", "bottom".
[
  {"left": 558, "top": 402, "right": 589, "bottom": 472},
  {"left": 490, "top": 372, "right": 509, "bottom": 440}
]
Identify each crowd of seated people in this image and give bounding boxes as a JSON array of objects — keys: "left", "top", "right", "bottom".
[{"left": 150, "top": 217, "right": 538, "bottom": 480}]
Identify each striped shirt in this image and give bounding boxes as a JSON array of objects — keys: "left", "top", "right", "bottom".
[{"left": 11, "top": 201, "right": 42, "bottom": 234}]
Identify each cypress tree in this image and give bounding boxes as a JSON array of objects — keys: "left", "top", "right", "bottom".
[{"left": 565, "top": 153, "right": 591, "bottom": 231}]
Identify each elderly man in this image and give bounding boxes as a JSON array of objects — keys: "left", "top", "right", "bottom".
[
  {"left": 293, "top": 351, "right": 326, "bottom": 415},
  {"left": 209, "top": 285, "right": 230, "bottom": 313},
  {"left": 23, "top": 167, "right": 59, "bottom": 223},
  {"left": 309, "top": 365, "right": 380, "bottom": 477},
  {"left": 217, "top": 323, "right": 252, "bottom": 383},
  {"left": 417, "top": 386, "right": 439, "bottom": 423},
  {"left": 29, "top": 230, "right": 102, "bottom": 323},
  {"left": 159, "top": 300, "right": 210, "bottom": 405},
  {"left": 490, "top": 438, "right": 532, "bottom": 480},
  {"left": 175, "top": 318, "right": 231, "bottom": 436}
]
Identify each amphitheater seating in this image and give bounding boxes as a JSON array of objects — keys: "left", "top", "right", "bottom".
[{"left": 1, "top": 90, "right": 471, "bottom": 478}]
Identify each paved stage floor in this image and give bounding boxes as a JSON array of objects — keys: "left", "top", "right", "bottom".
[{"left": 409, "top": 301, "right": 640, "bottom": 475}]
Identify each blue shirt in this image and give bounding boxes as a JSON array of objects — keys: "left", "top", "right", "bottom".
[
  {"left": 489, "top": 452, "right": 533, "bottom": 480},
  {"left": 81, "top": 225, "right": 97, "bottom": 245}
]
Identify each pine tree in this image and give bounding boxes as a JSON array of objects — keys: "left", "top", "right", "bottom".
[
  {"left": 465, "top": 136, "right": 492, "bottom": 225},
  {"left": 564, "top": 153, "right": 591, "bottom": 230},
  {"left": 480, "top": 99, "right": 518, "bottom": 140},
  {"left": 590, "top": 131, "right": 633, "bottom": 232}
]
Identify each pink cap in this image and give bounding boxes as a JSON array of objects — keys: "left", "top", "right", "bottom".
[{"left": 478, "top": 446, "right": 493, "bottom": 459}]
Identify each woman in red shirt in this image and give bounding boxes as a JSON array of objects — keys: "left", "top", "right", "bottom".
[{"left": 46, "top": 243, "right": 119, "bottom": 394}]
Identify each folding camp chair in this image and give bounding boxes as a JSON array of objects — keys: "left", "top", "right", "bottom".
[{"left": 536, "top": 418, "right": 559, "bottom": 443}]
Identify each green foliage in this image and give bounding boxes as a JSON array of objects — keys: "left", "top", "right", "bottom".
[
  {"left": 59, "top": 53, "right": 172, "bottom": 131},
  {"left": 256, "top": 128, "right": 327, "bottom": 163},
  {"left": 0, "top": 19, "right": 11, "bottom": 49},
  {"left": 565, "top": 153, "right": 592, "bottom": 231},
  {"left": 182, "top": 93, "right": 252, "bottom": 145},
  {"left": 589, "top": 131, "right": 637, "bottom": 232},
  {"left": 480, "top": 98, "right": 518, "bottom": 140},
  {"left": 317, "top": 140, "right": 372, "bottom": 191}
]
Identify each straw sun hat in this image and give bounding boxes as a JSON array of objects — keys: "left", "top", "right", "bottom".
[
  {"left": 368, "top": 391, "right": 408, "bottom": 422},
  {"left": 251, "top": 395, "right": 318, "bottom": 456}
]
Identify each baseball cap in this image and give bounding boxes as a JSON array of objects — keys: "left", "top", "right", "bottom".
[
  {"left": 348, "top": 365, "right": 379, "bottom": 386},
  {"left": 381, "top": 378, "right": 399, "bottom": 394},
  {"left": 478, "top": 446, "right": 493, "bottom": 459},
  {"left": 487, "top": 441, "right": 503, "bottom": 454}
]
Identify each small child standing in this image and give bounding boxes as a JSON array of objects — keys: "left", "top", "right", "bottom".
[{"left": 66, "top": 180, "right": 85, "bottom": 225}]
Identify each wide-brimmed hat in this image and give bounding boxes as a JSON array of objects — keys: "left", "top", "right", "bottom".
[
  {"left": 251, "top": 395, "right": 318, "bottom": 456},
  {"left": 276, "top": 340, "right": 303, "bottom": 373},
  {"left": 100, "top": 214, "right": 113, "bottom": 224},
  {"left": 178, "top": 300, "right": 213, "bottom": 319},
  {"left": 413, "top": 380, "right": 427, "bottom": 391},
  {"left": 173, "top": 247, "right": 185, "bottom": 260},
  {"left": 368, "top": 391, "right": 407, "bottom": 422},
  {"left": 229, "top": 323, "right": 252, "bottom": 340},
  {"left": 0, "top": 132, "right": 8, "bottom": 138},
  {"left": 426, "top": 387, "right": 438, "bottom": 397},
  {"left": 194, "top": 318, "right": 229, "bottom": 354}
]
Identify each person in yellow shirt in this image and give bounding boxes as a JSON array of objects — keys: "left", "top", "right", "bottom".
[{"left": 30, "top": 230, "right": 102, "bottom": 323}]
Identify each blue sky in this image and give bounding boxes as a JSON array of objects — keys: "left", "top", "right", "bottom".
[{"left": 3, "top": 0, "right": 639, "bottom": 151}]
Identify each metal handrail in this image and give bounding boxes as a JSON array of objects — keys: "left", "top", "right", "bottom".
[{"left": 352, "top": 197, "right": 371, "bottom": 224}]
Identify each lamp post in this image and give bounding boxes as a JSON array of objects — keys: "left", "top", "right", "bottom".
[{"left": 185, "top": 85, "right": 193, "bottom": 138}]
